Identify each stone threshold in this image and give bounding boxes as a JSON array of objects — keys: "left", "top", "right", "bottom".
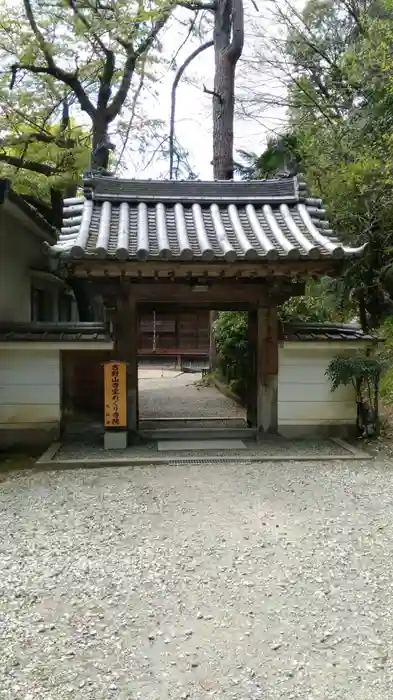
[{"left": 36, "top": 437, "right": 371, "bottom": 470}]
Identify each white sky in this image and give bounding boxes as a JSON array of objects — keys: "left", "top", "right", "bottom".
[{"left": 124, "top": 1, "right": 290, "bottom": 180}]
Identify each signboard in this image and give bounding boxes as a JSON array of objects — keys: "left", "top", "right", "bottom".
[{"left": 104, "top": 362, "right": 127, "bottom": 428}]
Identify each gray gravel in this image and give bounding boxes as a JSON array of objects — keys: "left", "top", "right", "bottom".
[
  {"left": 1, "top": 458, "right": 393, "bottom": 699},
  {"left": 54, "top": 437, "right": 347, "bottom": 462},
  {"left": 139, "top": 372, "right": 245, "bottom": 420},
  {"left": 56, "top": 370, "right": 349, "bottom": 461}
]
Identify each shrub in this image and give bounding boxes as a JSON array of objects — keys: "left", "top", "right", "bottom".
[
  {"left": 326, "top": 352, "right": 385, "bottom": 436},
  {"left": 379, "top": 317, "right": 393, "bottom": 407},
  {"left": 213, "top": 312, "right": 249, "bottom": 398}
]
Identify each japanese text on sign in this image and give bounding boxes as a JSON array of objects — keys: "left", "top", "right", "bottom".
[{"left": 104, "top": 362, "right": 127, "bottom": 428}]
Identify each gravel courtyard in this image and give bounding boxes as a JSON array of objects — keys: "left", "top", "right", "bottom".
[
  {"left": 1, "top": 458, "right": 393, "bottom": 699},
  {"left": 138, "top": 369, "right": 245, "bottom": 422}
]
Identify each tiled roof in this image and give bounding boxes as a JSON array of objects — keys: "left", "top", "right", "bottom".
[
  {"left": 283, "top": 323, "right": 375, "bottom": 342},
  {"left": 45, "top": 176, "right": 366, "bottom": 262},
  {"left": 0, "top": 321, "right": 375, "bottom": 344},
  {"left": 0, "top": 322, "right": 112, "bottom": 343}
]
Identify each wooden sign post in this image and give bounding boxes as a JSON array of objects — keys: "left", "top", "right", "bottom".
[{"left": 103, "top": 361, "right": 127, "bottom": 449}]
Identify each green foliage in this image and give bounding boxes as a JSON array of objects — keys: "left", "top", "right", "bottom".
[
  {"left": 214, "top": 311, "right": 250, "bottom": 396},
  {"left": 243, "top": 0, "right": 393, "bottom": 328},
  {"left": 235, "top": 133, "right": 300, "bottom": 179},
  {"left": 214, "top": 287, "right": 343, "bottom": 395},
  {"left": 279, "top": 287, "right": 342, "bottom": 324},
  {"left": 378, "top": 317, "right": 393, "bottom": 406},
  {"left": 0, "top": 0, "right": 180, "bottom": 187},
  {"left": 0, "top": 121, "right": 90, "bottom": 200},
  {"left": 326, "top": 353, "right": 384, "bottom": 394},
  {"left": 326, "top": 351, "right": 385, "bottom": 434}
]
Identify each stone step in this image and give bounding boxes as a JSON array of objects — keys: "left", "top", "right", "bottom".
[{"left": 140, "top": 427, "right": 257, "bottom": 441}]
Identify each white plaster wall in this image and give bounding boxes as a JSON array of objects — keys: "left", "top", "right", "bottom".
[
  {"left": 0, "top": 206, "right": 79, "bottom": 322},
  {"left": 0, "top": 209, "right": 45, "bottom": 321},
  {"left": 278, "top": 343, "right": 357, "bottom": 433},
  {"left": 0, "top": 348, "right": 61, "bottom": 433}
]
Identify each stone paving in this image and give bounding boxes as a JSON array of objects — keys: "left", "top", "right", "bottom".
[{"left": 1, "top": 457, "right": 393, "bottom": 699}]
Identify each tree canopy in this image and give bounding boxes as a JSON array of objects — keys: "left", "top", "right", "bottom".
[
  {"left": 238, "top": 0, "right": 393, "bottom": 329},
  {"left": 0, "top": 0, "right": 190, "bottom": 191}
]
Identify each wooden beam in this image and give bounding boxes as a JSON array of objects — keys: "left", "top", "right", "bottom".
[
  {"left": 67, "top": 259, "right": 342, "bottom": 280},
  {"left": 256, "top": 306, "right": 279, "bottom": 434},
  {"left": 246, "top": 310, "right": 257, "bottom": 427},
  {"left": 92, "top": 280, "right": 305, "bottom": 313},
  {"left": 96, "top": 280, "right": 300, "bottom": 303},
  {"left": 98, "top": 282, "right": 271, "bottom": 307},
  {"left": 115, "top": 286, "right": 139, "bottom": 435}
]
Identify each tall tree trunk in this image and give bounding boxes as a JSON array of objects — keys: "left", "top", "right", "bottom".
[
  {"left": 90, "top": 115, "right": 113, "bottom": 172},
  {"left": 209, "top": 0, "right": 244, "bottom": 369},
  {"left": 212, "top": 0, "right": 244, "bottom": 180}
]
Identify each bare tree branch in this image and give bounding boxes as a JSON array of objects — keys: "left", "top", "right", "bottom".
[
  {"left": 203, "top": 83, "right": 222, "bottom": 101},
  {"left": 66, "top": 0, "right": 114, "bottom": 56},
  {"left": 227, "top": 0, "right": 244, "bottom": 62},
  {"left": 177, "top": 0, "right": 217, "bottom": 10},
  {"left": 19, "top": 0, "right": 96, "bottom": 118},
  {"left": 97, "top": 52, "right": 115, "bottom": 113},
  {"left": 115, "top": 55, "right": 147, "bottom": 169},
  {"left": 106, "top": 54, "right": 136, "bottom": 122},
  {"left": 11, "top": 62, "right": 96, "bottom": 119},
  {"left": 134, "top": 7, "right": 173, "bottom": 59},
  {"left": 169, "top": 14, "right": 198, "bottom": 68},
  {"left": 107, "top": 7, "right": 173, "bottom": 121},
  {"left": 169, "top": 40, "right": 214, "bottom": 179},
  {"left": 23, "top": 0, "right": 57, "bottom": 71}
]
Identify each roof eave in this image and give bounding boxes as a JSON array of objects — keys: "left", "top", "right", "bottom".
[{"left": 0, "top": 180, "right": 57, "bottom": 244}]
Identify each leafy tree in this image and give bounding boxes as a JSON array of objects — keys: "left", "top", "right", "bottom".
[
  {"left": 214, "top": 311, "right": 249, "bottom": 393},
  {"left": 235, "top": 133, "right": 301, "bottom": 179},
  {"left": 0, "top": 119, "right": 90, "bottom": 200},
  {"left": 240, "top": 0, "right": 393, "bottom": 328},
  {"left": 0, "top": 0, "right": 183, "bottom": 179},
  {"left": 214, "top": 283, "right": 343, "bottom": 396}
]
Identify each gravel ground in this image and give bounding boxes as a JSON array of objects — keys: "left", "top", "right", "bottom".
[
  {"left": 54, "top": 437, "right": 347, "bottom": 462},
  {"left": 58, "top": 372, "right": 349, "bottom": 462},
  {"left": 2, "top": 458, "right": 393, "bottom": 699},
  {"left": 139, "top": 372, "right": 245, "bottom": 420}
]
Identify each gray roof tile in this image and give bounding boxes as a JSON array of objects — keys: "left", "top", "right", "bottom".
[
  {"left": 283, "top": 323, "right": 376, "bottom": 342},
  {"left": 0, "top": 322, "right": 112, "bottom": 343},
  {"left": 46, "top": 176, "right": 366, "bottom": 261},
  {"left": 0, "top": 321, "right": 375, "bottom": 344}
]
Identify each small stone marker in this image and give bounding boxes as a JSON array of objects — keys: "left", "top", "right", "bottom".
[{"left": 104, "top": 430, "right": 127, "bottom": 450}]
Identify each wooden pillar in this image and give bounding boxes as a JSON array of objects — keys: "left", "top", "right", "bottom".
[
  {"left": 61, "top": 351, "right": 74, "bottom": 422},
  {"left": 256, "top": 305, "right": 279, "bottom": 434},
  {"left": 115, "top": 287, "right": 139, "bottom": 435},
  {"left": 246, "top": 310, "right": 257, "bottom": 427},
  {"left": 209, "top": 310, "right": 218, "bottom": 371}
]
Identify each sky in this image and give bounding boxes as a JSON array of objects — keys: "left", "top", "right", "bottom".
[{"left": 125, "top": 1, "right": 290, "bottom": 180}]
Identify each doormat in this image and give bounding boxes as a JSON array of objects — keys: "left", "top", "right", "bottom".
[{"left": 157, "top": 439, "right": 247, "bottom": 452}]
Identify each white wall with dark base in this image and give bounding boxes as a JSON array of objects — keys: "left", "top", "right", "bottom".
[
  {"left": 278, "top": 342, "right": 360, "bottom": 437},
  {"left": 0, "top": 339, "right": 113, "bottom": 449},
  {"left": 0, "top": 338, "right": 370, "bottom": 448},
  {"left": 0, "top": 347, "right": 61, "bottom": 449}
]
